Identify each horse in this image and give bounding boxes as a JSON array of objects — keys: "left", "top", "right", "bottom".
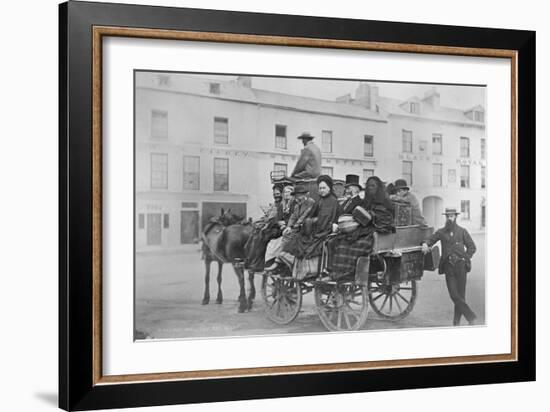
[{"left": 200, "top": 208, "right": 255, "bottom": 313}]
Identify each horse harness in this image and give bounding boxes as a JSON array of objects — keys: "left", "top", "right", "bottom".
[{"left": 201, "top": 221, "right": 247, "bottom": 268}]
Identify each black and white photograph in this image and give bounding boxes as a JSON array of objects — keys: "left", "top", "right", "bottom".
[{"left": 134, "top": 71, "right": 487, "bottom": 339}]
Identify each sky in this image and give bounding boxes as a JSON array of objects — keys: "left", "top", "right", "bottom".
[{"left": 179, "top": 73, "right": 486, "bottom": 110}]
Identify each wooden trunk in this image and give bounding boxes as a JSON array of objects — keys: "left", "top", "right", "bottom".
[{"left": 393, "top": 201, "right": 412, "bottom": 226}]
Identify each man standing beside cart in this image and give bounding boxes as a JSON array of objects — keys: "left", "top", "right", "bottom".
[{"left": 422, "top": 207, "right": 477, "bottom": 326}]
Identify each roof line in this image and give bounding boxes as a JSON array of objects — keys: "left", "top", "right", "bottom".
[
  {"left": 137, "top": 86, "right": 387, "bottom": 123},
  {"left": 386, "top": 112, "right": 485, "bottom": 128}
]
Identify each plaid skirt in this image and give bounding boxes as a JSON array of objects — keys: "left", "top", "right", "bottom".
[{"left": 330, "top": 231, "right": 375, "bottom": 276}]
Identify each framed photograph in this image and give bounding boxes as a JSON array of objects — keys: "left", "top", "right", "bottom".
[{"left": 59, "top": 1, "right": 535, "bottom": 410}]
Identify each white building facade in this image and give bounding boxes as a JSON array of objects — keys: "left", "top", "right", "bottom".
[
  {"left": 135, "top": 73, "right": 388, "bottom": 252},
  {"left": 376, "top": 88, "right": 486, "bottom": 231},
  {"left": 135, "top": 73, "right": 485, "bottom": 252}
]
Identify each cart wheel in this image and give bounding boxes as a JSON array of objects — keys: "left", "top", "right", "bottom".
[
  {"left": 314, "top": 281, "right": 369, "bottom": 331},
  {"left": 368, "top": 279, "right": 417, "bottom": 321},
  {"left": 261, "top": 275, "right": 302, "bottom": 325}
]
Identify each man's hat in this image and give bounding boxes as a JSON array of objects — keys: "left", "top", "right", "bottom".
[
  {"left": 293, "top": 182, "right": 309, "bottom": 194},
  {"left": 442, "top": 207, "right": 460, "bottom": 215},
  {"left": 297, "top": 132, "right": 315, "bottom": 141},
  {"left": 344, "top": 174, "right": 362, "bottom": 189},
  {"left": 394, "top": 179, "right": 410, "bottom": 191}
]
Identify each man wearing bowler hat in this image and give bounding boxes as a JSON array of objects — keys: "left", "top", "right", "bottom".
[
  {"left": 390, "top": 178, "right": 427, "bottom": 225},
  {"left": 290, "top": 132, "right": 322, "bottom": 180},
  {"left": 422, "top": 208, "right": 477, "bottom": 326}
]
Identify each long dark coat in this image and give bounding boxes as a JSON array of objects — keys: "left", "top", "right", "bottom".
[
  {"left": 425, "top": 224, "right": 476, "bottom": 273},
  {"left": 283, "top": 193, "right": 339, "bottom": 259},
  {"left": 244, "top": 201, "right": 283, "bottom": 271},
  {"left": 338, "top": 194, "right": 363, "bottom": 216}
]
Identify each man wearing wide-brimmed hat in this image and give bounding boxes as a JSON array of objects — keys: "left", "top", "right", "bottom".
[
  {"left": 390, "top": 178, "right": 427, "bottom": 226},
  {"left": 422, "top": 207, "right": 478, "bottom": 326},
  {"left": 290, "top": 132, "right": 321, "bottom": 180}
]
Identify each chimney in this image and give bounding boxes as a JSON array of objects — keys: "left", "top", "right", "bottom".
[
  {"left": 236, "top": 76, "right": 252, "bottom": 88},
  {"left": 371, "top": 85, "right": 379, "bottom": 108},
  {"left": 423, "top": 87, "right": 440, "bottom": 108},
  {"left": 354, "top": 82, "right": 377, "bottom": 110}
]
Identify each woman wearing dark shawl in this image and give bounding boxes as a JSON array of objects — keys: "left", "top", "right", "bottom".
[
  {"left": 327, "top": 176, "right": 394, "bottom": 278},
  {"left": 281, "top": 175, "right": 340, "bottom": 261}
]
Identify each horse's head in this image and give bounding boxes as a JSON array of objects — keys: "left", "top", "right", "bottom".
[{"left": 218, "top": 208, "right": 243, "bottom": 226}]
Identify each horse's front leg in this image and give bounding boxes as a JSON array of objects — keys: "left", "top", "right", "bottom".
[
  {"left": 247, "top": 270, "right": 256, "bottom": 311},
  {"left": 233, "top": 265, "right": 248, "bottom": 313},
  {"left": 215, "top": 261, "right": 223, "bottom": 304},
  {"left": 202, "top": 259, "right": 211, "bottom": 305}
]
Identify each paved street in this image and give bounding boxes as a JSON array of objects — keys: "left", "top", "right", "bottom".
[{"left": 135, "top": 233, "right": 485, "bottom": 339}]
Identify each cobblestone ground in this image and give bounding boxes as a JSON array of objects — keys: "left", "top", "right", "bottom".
[{"left": 135, "top": 233, "right": 486, "bottom": 339}]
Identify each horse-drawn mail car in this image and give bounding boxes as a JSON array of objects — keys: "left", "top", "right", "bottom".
[{"left": 261, "top": 173, "right": 440, "bottom": 331}]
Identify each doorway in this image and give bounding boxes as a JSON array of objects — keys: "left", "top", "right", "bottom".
[
  {"left": 146, "top": 213, "right": 162, "bottom": 245},
  {"left": 422, "top": 196, "right": 443, "bottom": 229},
  {"left": 181, "top": 210, "right": 199, "bottom": 244}
]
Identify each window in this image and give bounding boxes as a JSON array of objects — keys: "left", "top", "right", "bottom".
[
  {"left": 461, "top": 200, "right": 471, "bottom": 220},
  {"left": 151, "top": 110, "right": 168, "bottom": 139},
  {"left": 183, "top": 156, "right": 200, "bottom": 190},
  {"left": 214, "top": 117, "right": 229, "bottom": 144},
  {"left": 481, "top": 138, "right": 486, "bottom": 159},
  {"left": 402, "top": 161, "right": 413, "bottom": 186},
  {"left": 402, "top": 130, "right": 413, "bottom": 153},
  {"left": 363, "top": 169, "right": 374, "bottom": 182},
  {"left": 460, "top": 136, "right": 470, "bottom": 157},
  {"left": 138, "top": 214, "right": 145, "bottom": 229},
  {"left": 209, "top": 83, "right": 220, "bottom": 94},
  {"left": 213, "top": 158, "right": 229, "bottom": 191},
  {"left": 433, "top": 163, "right": 443, "bottom": 187},
  {"left": 364, "top": 135, "right": 374, "bottom": 157},
  {"left": 460, "top": 165, "right": 470, "bottom": 188},
  {"left": 275, "top": 125, "right": 287, "bottom": 149},
  {"left": 474, "top": 111, "right": 484, "bottom": 122},
  {"left": 410, "top": 102, "right": 420, "bottom": 114},
  {"left": 481, "top": 166, "right": 486, "bottom": 189},
  {"left": 321, "top": 166, "right": 333, "bottom": 177},
  {"left": 322, "top": 130, "right": 333, "bottom": 153},
  {"left": 150, "top": 153, "right": 168, "bottom": 189},
  {"left": 273, "top": 163, "right": 288, "bottom": 176},
  {"left": 163, "top": 213, "right": 170, "bottom": 229},
  {"left": 432, "top": 133, "right": 442, "bottom": 155}
]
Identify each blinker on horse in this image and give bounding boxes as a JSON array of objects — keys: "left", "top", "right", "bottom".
[{"left": 201, "top": 208, "right": 255, "bottom": 313}]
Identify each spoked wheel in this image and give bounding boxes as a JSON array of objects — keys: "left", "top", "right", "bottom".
[
  {"left": 314, "top": 281, "right": 369, "bottom": 331},
  {"left": 261, "top": 275, "right": 302, "bottom": 325},
  {"left": 368, "top": 279, "right": 417, "bottom": 321}
]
